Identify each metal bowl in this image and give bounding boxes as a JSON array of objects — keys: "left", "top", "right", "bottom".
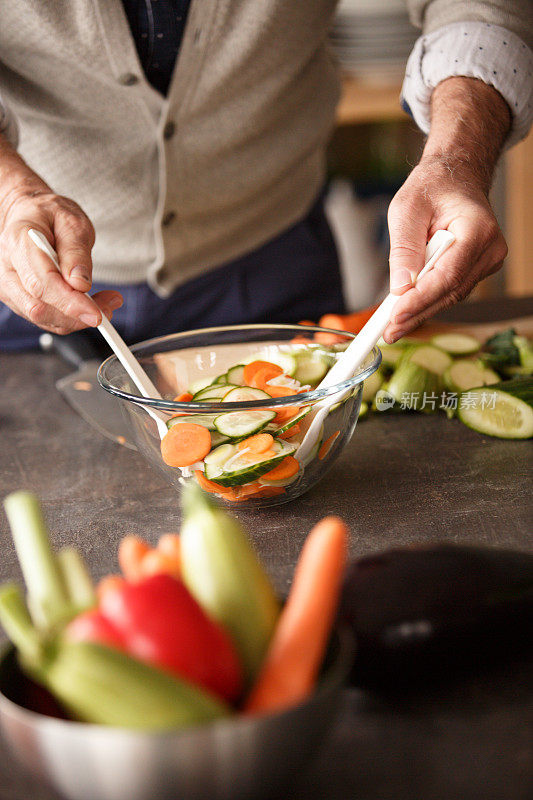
[{"left": 0, "top": 628, "right": 353, "bottom": 800}]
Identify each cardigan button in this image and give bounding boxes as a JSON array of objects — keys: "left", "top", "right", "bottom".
[
  {"left": 162, "top": 211, "right": 176, "bottom": 227},
  {"left": 163, "top": 121, "right": 176, "bottom": 140},
  {"left": 118, "top": 73, "right": 139, "bottom": 86}
]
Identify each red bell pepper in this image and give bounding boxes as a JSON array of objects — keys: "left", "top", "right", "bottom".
[{"left": 66, "top": 574, "right": 242, "bottom": 703}]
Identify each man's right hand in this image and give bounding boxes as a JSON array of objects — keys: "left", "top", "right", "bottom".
[{"left": 0, "top": 138, "right": 122, "bottom": 334}]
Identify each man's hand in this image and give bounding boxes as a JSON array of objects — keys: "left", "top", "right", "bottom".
[
  {"left": 384, "top": 77, "right": 511, "bottom": 344},
  {"left": 0, "top": 135, "right": 122, "bottom": 334}
]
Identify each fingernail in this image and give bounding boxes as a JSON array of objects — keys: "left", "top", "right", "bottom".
[
  {"left": 108, "top": 296, "right": 123, "bottom": 309},
  {"left": 70, "top": 265, "right": 90, "bottom": 283},
  {"left": 390, "top": 329, "right": 407, "bottom": 342},
  {"left": 390, "top": 269, "right": 412, "bottom": 290},
  {"left": 80, "top": 313, "right": 100, "bottom": 327},
  {"left": 394, "top": 312, "right": 410, "bottom": 325}
]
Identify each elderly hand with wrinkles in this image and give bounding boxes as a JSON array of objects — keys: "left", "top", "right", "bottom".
[
  {"left": 383, "top": 76, "right": 510, "bottom": 344},
  {"left": 0, "top": 136, "right": 122, "bottom": 335}
]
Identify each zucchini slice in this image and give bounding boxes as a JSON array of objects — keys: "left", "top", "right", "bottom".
[
  {"left": 404, "top": 345, "right": 453, "bottom": 376},
  {"left": 444, "top": 360, "right": 497, "bottom": 393},
  {"left": 204, "top": 444, "right": 237, "bottom": 479},
  {"left": 167, "top": 413, "right": 218, "bottom": 431},
  {"left": 192, "top": 383, "right": 239, "bottom": 401},
  {"left": 226, "top": 365, "right": 246, "bottom": 385},
  {"left": 222, "top": 387, "right": 271, "bottom": 403},
  {"left": 213, "top": 439, "right": 296, "bottom": 486},
  {"left": 271, "top": 406, "right": 311, "bottom": 435},
  {"left": 457, "top": 378, "right": 533, "bottom": 439},
  {"left": 430, "top": 333, "right": 480, "bottom": 355},
  {"left": 213, "top": 409, "right": 275, "bottom": 440},
  {"left": 293, "top": 352, "right": 331, "bottom": 386}
]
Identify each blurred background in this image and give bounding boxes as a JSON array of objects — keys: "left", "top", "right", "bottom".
[{"left": 326, "top": 0, "right": 532, "bottom": 311}]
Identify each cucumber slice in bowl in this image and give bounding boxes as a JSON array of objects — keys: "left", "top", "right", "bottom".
[
  {"left": 457, "top": 377, "right": 533, "bottom": 439},
  {"left": 431, "top": 333, "right": 480, "bottom": 355},
  {"left": 271, "top": 406, "right": 311, "bottom": 435},
  {"left": 214, "top": 409, "right": 275, "bottom": 440},
  {"left": 192, "top": 383, "right": 239, "bottom": 401},
  {"left": 206, "top": 439, "right": 296, "bottom": 486},
  {"left": 167, "top": 413, "right": 218, "bottom": 431},
  {"left": 222, "top": 387, "right": 271, "bottom": 403},
  {"left": 226, "top": 365, "right": 246, "bottom": 385}
]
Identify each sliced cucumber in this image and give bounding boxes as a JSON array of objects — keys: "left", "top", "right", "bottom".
[
  {"left": 293, "top": 352, "right": 330, "bottom": 386},
  {"left": 431, "top": 333, "right": 480, "bottom": 355},
  {"left": 210, "top": 372, "right": 229, "bottom": 385},
  {"left": 387, "top": 362, "right": 440, "bottom": 409},
  {"left": 188, "top": 377, "right": 213, "bottom": 395},
  {"left": 215, "top": 439, "right": 296, "bottom": 487},
  {"left": 378, "top": 342, "right": 405, "bottom": 368},
  {"left": 362, "top": 368, "right": 384, "bottom": 403},
  {"left": 271, "top": 406, "right": 311, "bottom": 435},
  {"left": 210, "top": 431, "right": 230, "bottom": 448},
  {"left": 222, "top": 386, "right": 271, "bottom": 403},
  {"left": 204, "top": 444, "right": 237, "bottom": 479},
  {"left": 213, "top": 409, "right": 275, "bottom": 440},
  {"left": 192, "top": 383, "right": 239, "bottom": 401},
  {"left": 226, "top": 365, "right": 246, "bottom": 385},
  {"left": 167, "top": 413, "right": 218, "bottom": 431},
  {"left": 444, "top": 360, "right": 496, "bottom": 393},
  {"left": 457, "top": 377, "right": 533, "bottom": 439},
  {"left": 403, "top": 345, "right": 453, "bottom": 376}
]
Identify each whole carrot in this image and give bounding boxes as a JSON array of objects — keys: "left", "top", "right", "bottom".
[{"left": 244, "top": 515, "right": 348, "bottom": 715}]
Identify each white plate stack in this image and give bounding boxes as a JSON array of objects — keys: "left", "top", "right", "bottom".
[{"left": 329, "top": 0, "right": 419, "bottom": 84}]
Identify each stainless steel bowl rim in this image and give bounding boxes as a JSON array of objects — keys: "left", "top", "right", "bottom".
[
  {"left": 0, "top": 626, "right": 354, "bottom": 739},
  {"left": 96, "top": 324, "right": 382, "bottom": 411}
]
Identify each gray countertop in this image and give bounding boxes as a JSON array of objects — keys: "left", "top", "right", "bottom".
[{"left": 1, "top": 298, "right": 532, "bottom": 800}]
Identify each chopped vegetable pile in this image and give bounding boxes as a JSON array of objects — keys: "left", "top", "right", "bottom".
[
  {"left": 159, "top": 343, "right": 349, "bottom": 501},
  {"left": 359, "top": 328, "right": 533, "bottom": 440},
  {"left": 0, "top": 486, "right": 347, "bottom": 730}
]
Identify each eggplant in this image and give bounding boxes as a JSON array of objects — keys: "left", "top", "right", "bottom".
[{"left": 338, "top": 544, "right": 533, "bottom": 691}]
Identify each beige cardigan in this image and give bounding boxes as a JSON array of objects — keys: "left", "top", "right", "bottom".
[{"left": 0, "top": 1, "right": 531, "bottom": 295}]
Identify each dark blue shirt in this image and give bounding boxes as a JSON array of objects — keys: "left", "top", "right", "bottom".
[{"left": 121, "top": 0, "right": 191, "bottom": 95}]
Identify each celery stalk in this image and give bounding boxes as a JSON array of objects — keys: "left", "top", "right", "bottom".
[
  {"left": 3, "top": 492, "right": 70, "bottom": 630},
  {"left": 0, "top": 584, "right": 42, "bottom": 666},
  {"left": 57, "top": 547, "right": 96, "bottom": 612}
]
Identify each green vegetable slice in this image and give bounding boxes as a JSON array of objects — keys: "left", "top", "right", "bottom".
[
  {"left": 167, "top": 413, "right": 218, "bottom": 431},
  {"left": 222, "top": 387, "right": 271, "bottom": 402},
  {"left": 430, "top": 333, "right": 480, "bottom": 355},
  {"left": 457, "top": 378, "right": 533, "bottom": 439},
  {"left": 192, "top": 384, "right": 239, "bottom": 401},
  {"left": 213, "top": 409, "right": 275, "bottom": 440}
]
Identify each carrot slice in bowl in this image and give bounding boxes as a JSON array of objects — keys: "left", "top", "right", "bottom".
[{"left": 160, "top": 423, "right": 212, "bottom": 467}]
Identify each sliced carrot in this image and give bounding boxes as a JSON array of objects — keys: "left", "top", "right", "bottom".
[
  {"left": 318, "top": 306, "right": 378, "bottom": 334},
  {"left": 278, "top": 423, "right": 301, "bottom": 440},
  {"left": 157, "top": 533, "right": 181, "bottom": 562},
  {"left": 160, "top": 422, "right": 212, "bottom": 467},
  {"left": 96, "top": 574, "right": 126, "bottom": 601},
  {"left": 291, "top": 335, "right": 312, "bottom": 344},
  {"left": 260, "top": 455, "right": 300, "bottom": 482},
  {"left": 250, "top": 365, "right": 283, "bottom": 390},
  {"left": 243, "top": 360, "right": 281, "bottom": 386},
  {"left": 318, "top": 430, "right": 340, "bottom": 461},
  {"left": 265, "top": 385, "right": 296, "bottom": 398},
  {"left": 237, "top": 433, "right": 274, "bottom": 454},
  {"left": 240, "top": 448, "right": 278, "bottom": 464},
  {"left": 273, "top": 407, "right": 300, "bottom": 425},
  {"left": 195, "top": 470, "right": 233, "bottom": 495},
  {"left": 174, "top": 392, "right": 193, "bottom": 402},
  {"left": 140, "top": 549, "right": 181, "bottom": 580},
  {"left": 118, "top": 535, "right": 152, "bottom": 582},
  {"left": 254, "top": 486, "right": 286, "bottom": 498},
  {"left": 298, "top": 320, "right": 316, "bottom": 326},
  {"left": 244, "top": 516, "right": 348, "bottom": 714},
  {"left": 313, "top": 331, "right": 345, "bottom": 344}
]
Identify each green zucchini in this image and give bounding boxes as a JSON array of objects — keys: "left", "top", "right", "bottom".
[
  {"left": 402, "top": 344, "right": 453, "bottom": 376},
  {"left": 226, "top": 365, "right": 246, "bottom": 385},
  {"left": 213, "top": 409, "right": 275, "bottom": 440},
  {"left": 457, "top": 377, "right": 533, "bottom": 439},
  {"left": 167, "top": 413, "right": 218, "bottom": 431},
  {"left": 192, "top": 383, "right": 239, "bottom": 401},
  {"left": 430, "top": 333, "right": 480, "bottom": 355},
  {"left": 205, "top": 440, "right": 296, "bottom": 486},
  {"left": 222, "top": 386, "right": 271, "bottom": 403},
  {"left": 443, "top": 360, "right": 499, "bottom": 394},
  {"left": 271, "top": 406, "right": 311, "bottom": 435}
]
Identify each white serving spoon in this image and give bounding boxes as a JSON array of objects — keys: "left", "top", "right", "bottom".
[
  {"left": 28, "top": 228, "right": 169, "bottom": 440},
  {"left": 296, "top": 229, "right": 456, "bottom": 464}
]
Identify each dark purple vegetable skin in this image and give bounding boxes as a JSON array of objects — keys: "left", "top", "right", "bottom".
[{"left": 338, "top": 544, "right": 533, "bottom": 691}]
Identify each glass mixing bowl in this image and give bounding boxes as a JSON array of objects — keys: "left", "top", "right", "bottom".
[{"left": 97, "top": 325, "right": 381, "bottom": 507}]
